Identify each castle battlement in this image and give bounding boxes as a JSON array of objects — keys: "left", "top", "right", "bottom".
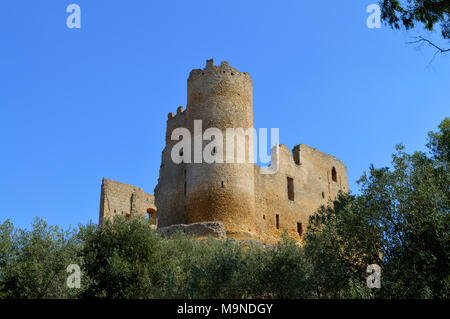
[
  {"left": 100, "top": 60, "right": 349, "bottom": 244},
  {"left": 188, "top": 59, "right": 251, "bottom": 83},
  {"left": 167, "top": 105, "right": 187, "bottom": 120},
  {"left": 155, "top": 60, "right": 349, "bottom": 243}
]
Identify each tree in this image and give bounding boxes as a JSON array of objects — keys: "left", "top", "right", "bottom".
[
  {"left": 153, "top": 232, "right": 310, "bottom": 299},
  {"left": 78, "top": 216, "right": 168, "bottom": 298},
  {"left": 379, "top": 0, "right": 449, "bottom": 55},
  {"left": 304, "top": 194, "right": 378, "bottom": 298},
  {"left": 0, "top": 218, "right": 80, "bottom": 298},
  {"left": 304, "top": 118, "right": 449, "bottom": 298},
  {"left": 1, "top": 117, "right": 448, "bottom": 300},
  {"left": 238, "top": 233, "right": 311, "bottom": 299}
]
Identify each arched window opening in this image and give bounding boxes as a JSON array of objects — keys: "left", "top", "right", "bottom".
[
  {"left": 331, "top": 167, "right": 337, "bottom": 182},
  {"left": 147, "top": 208, "right": 157, "bottom": 225}
]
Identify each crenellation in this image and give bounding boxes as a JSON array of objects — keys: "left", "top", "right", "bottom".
[
  {"left": 187, "top": 59, "right": 251, "bottom": 87},
  {"left": 100, "top": 60, "right": 349, "bottom": 244},
  {"left": 165, "top": 107, "right": 188, "bottom": 144},
  {"left": 168, "top": 106, "right": 187, "bottom": 121},
  {"left": 157, "top": 60, "right": 348, "bottom": 243}
]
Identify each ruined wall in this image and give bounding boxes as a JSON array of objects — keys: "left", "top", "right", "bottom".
[
  {"left": 254, "top": 144, "right": 348, "bottom": 243},
  {"left": 152, "top": 59, "right": 349, "bottom": 243},
  {"left": 99, "top": 178, "right": 156, "bottom": 225},
  {"left": 154, "top": 107, "right": 187, "bottom": 227}
]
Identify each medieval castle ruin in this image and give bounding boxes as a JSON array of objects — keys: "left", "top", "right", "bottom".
[{"left": 99, "top": 59, "right": 349, "bottom": 243}]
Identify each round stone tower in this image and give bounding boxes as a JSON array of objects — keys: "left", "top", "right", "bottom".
[{"left": 185, "top": 59, "right": 257, "bottom": 239}]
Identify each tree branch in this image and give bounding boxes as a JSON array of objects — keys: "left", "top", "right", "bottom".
[{"left": 407, "top": 36, "right": 450, "bottom": 53}]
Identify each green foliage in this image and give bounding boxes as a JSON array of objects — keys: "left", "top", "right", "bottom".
[
  {"left": 78, "top": 216, "right": 165, "bottom": 298},
  {"left": 149, "top": 232, "right": 310, "bottom": 299},
  {"left": 0, "top": 218, "right": 80, "bottom": 298},
  {"left": 380, "top": 0, "right": 450, "bottom": 39},
  {"left": 243, "top": 233, "right": 311, "bottom": 299},
  {"left": 427, "top": 117, "right": 449, "bottom": 162},
  {"left": 170, "top": 237, "right": 248, "bottom": 298},
  {"left": 305, "top": 118, "right": 449, "bottom": 299},
  {"left": 304, "top": 194, "right": 377, "bottom": 298},
  {"left": 0, "top": 118, "right": 448, "bottom": 299},
  {"left": 357, "top": 120, "right": 449, "bottom": 298}
]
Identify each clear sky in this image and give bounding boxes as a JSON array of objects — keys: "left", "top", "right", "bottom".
[{"left": 0, "top": 1, "right": 448, "bottom": 229}]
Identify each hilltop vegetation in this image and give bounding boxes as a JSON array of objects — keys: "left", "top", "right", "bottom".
[{"left": 0, "top": 118, "right": 448, "bottom": 299}]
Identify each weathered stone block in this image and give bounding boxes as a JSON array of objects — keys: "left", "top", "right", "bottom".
[{"left": 158, "top": 222, "right": 227, "bottom": 239}]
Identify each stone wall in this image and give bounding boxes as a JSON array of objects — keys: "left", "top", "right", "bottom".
[
  {"left": 154, "top": 107, "right": 188, "bottom": 227},
  {"left": 254, "top": 144, "right": 348, "bottom": 243},
  {"left": 99, "top": 178, "right": 156, "bottom": 225},
  {"left": 153, "top": 60, "right": 349, "bottom": 243},
  {"left": 103, "top": 60, "right": 350, "bottom": 244},
  {"left": 158, "top": 222, "right": 226, "bottom": 239}
]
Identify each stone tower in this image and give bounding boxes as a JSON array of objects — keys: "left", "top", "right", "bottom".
[
  {"left": 150, "top": 59, "right": 350, "bottom": 243},
  {"left": 155, "top": 59, "right": 257, "bottom": 239},
  {"left": 186, "top": 59, "right": 256, "bottom": 239}
]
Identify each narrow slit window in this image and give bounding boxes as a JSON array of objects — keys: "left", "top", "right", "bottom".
[
  {"left": 276, "top": 214, "right": 280, "bottom": 229},
  {"left": 332, "top": 167, "right": 337, "bottom": 182},
  {"left": 297, "top": 222, "right": 303, "bottom": 237},
  {"left": 287, "top": 177, "right": 294, "bottom": 201},
  {"left": 184, "top": 181, "right": 187, "bottom": 196},
  {"left": 221, "top": 181, "right": 224, "bottom": 188},
  {"left": 293, "top": 150, "right": 300, "bottom": 165}
]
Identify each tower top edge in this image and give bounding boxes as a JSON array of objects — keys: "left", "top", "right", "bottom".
[{"left": 188, "top": 59, "right": 252, "bottom": 82}]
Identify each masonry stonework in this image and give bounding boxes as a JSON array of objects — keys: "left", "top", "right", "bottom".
[
  {"left": 99, "top": 178, "right": 156, "bottom": 224},
  {"left": 99, "top": 60, "right": 349, "bottom": 244}
]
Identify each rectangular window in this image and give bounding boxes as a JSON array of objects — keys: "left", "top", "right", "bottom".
[
  {"left": 184, "top": 181, "right": 187, "bottom": 196},
  {"left": 297, "top": 222, "right": 303, "bottom": 237},
  {"left": 293, "top": 150, "right": 300, "bottom": 165},
  {"left": 287, "top": 177, "right": 294, "bottom": 201},
  {"left": 276, "top": 214, "right": 280, "bottom": 229}
]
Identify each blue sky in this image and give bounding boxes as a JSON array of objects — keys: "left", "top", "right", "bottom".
[{"left": 0, "top": 1, "right": 448, "bottom": 229}]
